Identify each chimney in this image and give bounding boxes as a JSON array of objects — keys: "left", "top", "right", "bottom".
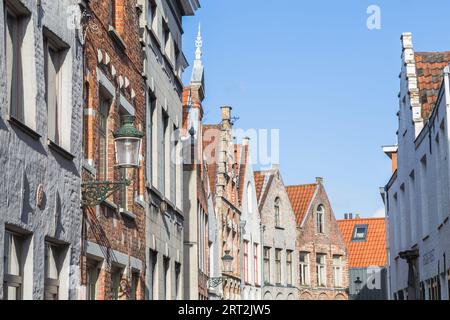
[
  {"left": 242, "top": 137, "right": 250, "bottom": 146},
  {"left": 344, "top": 213, "right": 348, "bottom": 220},
  {"left": 349, "top": 213, "right": 353, "bottom": 220},
  {"left": 316, "top": 177, "right": 323, "bottom": 184},
  {"left": 221, "top": 106, "right": 232, "bottom": 129}
]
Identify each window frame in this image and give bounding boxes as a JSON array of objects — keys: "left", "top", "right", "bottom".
[
  {"left": 316, "top": 254, "right": 327, "bottom": 287},
  {"left": 3, "top": 230, "right": 24, "bottom": 300},
  {"left": 286, "top": 250, "right": 293, "bottom": 286},
  {"left": 263, "top": 247, "right": 270, "bottom": 284},
  {"left": 274, "top": 198, "right": 281, "bottom": 228},
  {"left": 332, "top": 255, "right": 343, "bottom": 288},
  {"left": 299, "top": 252, "right": 311, "bottom": 286},
  {"left": 352, "top": 224, "right": 369, "bottom": 242},
  {"left": 275, "top": 249, "right": 282, "bottom": 285},
  {"left": 316, "top": 205, "right": 325, "bottom": 234}
]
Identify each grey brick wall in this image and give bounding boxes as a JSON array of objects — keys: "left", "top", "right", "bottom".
[{"left": 0, "top": 0, "right": 83, "bottom": 300}]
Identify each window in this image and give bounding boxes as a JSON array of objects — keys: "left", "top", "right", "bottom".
[
  {"left": 352, "top": 225, "right": 368, "bottom": 242},
  {"left": 162, "top": 111, "right": 169, "bottom": 194},
  {"left": 244, "top": 241, "right": 249, "bottom": 283},
  {"left": 275, "top": 249, "right": 282, "bottom": 284},
  {"left": 163, "top": 257, "right": 170, "bottom": 300},
  {"left": 299, "top": 252, "right": 310, "bottom": 286},
  {"left": 247, "top": 183, "right": 253, "bottom": 214},
  {"left": 147, "top": 0, "right": 157, "bottom": 29},
  {"left": 274, "top": 198, "right": 281, "bottom": 227},
  {"left": 130, "top": 273, "right": 139, "bottom": 300},
  {"left": 44, "top": 37, "right": 65, "bottom": 146},
  {"left": 86, "top": 260, "right": 100, "bottom": 300},
  {"left": 5, "top": 6, "right": 24, "bottom": 123},
  {"left": 316, "top": 254, "right": 327, "bottom": 287},
  {"left": 286, "top": 251, "right": 293, "bottom": 285},
  {"left": 98, "top": 96, "right": 111, "bottom": 181},
  {"left": 263, "top": 247, "right": 270, "bottom": 284},
  {"left": 333, "top": 255, "right": 343, "bottom": 287},
  {"left": 111, "top": 267, "right": 124, "bottom": 300},
  {"left": 109, "top": 0, "right": 115, "bottom": 27},
  {"left": 175, "top": 263, "right": 181, "bottom": 300},
  {"left": 171, "top": 124, "right": 178, "bottom": 204},
  {"left": 44, "top": 243, "right": 63, "bottom": 300},
  {"left": 149, "top": 250, "right": 157, "bottom": 300},
  {"left": 3, "top": 231, "right": 24, "bottom": 300},
  {"left": 253, "top": 244, "right": 259, "bottom": 286},
  {"left": 317, "top": 205, "right": 325, "bottom": 234}
]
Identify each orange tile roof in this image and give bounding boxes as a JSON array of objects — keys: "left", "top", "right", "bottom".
[
  {"left": 286, "top": 184, "right": 317, "bottom": 225},
  {"left": 253, "top": 170, "right": 275, "bottom": 211},
  {"left": 415, "top": 51, "right": 450, "bottom": 120},
  {"left": 337, "top": 218, "right": 387, "bottom": 268}
]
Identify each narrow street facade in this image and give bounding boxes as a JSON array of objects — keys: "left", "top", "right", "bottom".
[
  {"left": 383, "top": 33, "right": 450, "bottom": 300},
  {"left": 80, "top": 0, "right": 146, "bottom": 300},
  {"left": 255, "top": 168, "right": 298, "bottom": 300},
  {"left": 287, "top": 179, "right": 348, "bottom": 300},
  {"left": 0, "top": 0, "right": 83, "bottom": 300},
  {"left": 181, "top": 26, "right": 213, "bottom": 300},
  {"left": 204, "top": 107, "right": 243, "bottom": 300},
  {"left": 338, "top": 216, "right": 388, "bottom": 300},
  {"left": 236, "top": 139, "right": 262, "bottom": 300},
  {"left": 139, "top": 0, "right": 200, "bottom": 300}
]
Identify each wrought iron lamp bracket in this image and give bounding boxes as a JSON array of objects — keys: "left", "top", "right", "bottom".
[
  {"left": 81, "top": 179, "right": 131, "bottom": 207},
  {"left": 208, "top": 277, "right": 226, "bottom": 288}
]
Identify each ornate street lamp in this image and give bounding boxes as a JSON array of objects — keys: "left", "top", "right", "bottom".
[
  {"left": 82, "top": 115, "right": 144, "bottom": 207},
  {"left": 208, "top": 250, "right": 234, "bottom": 288},
  {"left": 354, "top": 277, "right": 363, "bottom": 297}
]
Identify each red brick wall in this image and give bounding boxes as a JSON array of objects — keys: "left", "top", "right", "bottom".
[
  {"left": 82, "top": 0, "right": 146, "bottom": 300},
  {"left": 297, "top": 184, "right": 349, "bottom": 300}
]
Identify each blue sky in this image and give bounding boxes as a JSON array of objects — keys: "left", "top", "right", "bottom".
[{"left": 182, "top": 0, "right": 450, "bottom": 219}]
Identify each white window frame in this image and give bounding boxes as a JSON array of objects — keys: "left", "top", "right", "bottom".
[
  {"left": 333, "top": 255, "right": 343, "bottom": 288},
  {"left": 299, "top": 252, "right": 310, "bottom": 286},
  {"left": 316, "top": 254, "right": 327, "bottom": 287}
]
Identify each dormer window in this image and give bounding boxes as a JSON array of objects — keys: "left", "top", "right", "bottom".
[{"left": 352, "top": 224, "right": 368, "bottom": 242}]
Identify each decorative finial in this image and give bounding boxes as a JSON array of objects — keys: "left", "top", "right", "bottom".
[{"left": 195, "top": 23, "right": 202, "bottom": 60}]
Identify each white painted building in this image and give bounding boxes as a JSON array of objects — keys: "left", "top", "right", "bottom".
[
  {"left": 236, "top": 139, "right": 263, "bottom": 300},
  {"left": 383, "top": 33, "right": 450, "bottom": 300},
  {"left": 138, "top": 0, "right": 200, "bottom": 300}
]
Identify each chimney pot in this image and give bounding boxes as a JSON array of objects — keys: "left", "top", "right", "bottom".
[
  {"left": 349, "top": 213, "right": 353, "bottom": 220},
  {"left": 344, "top": 214, "right": 348, "bottom": 220},
  {"left": 221, "top": 106, "right": 232, "bottom": 121}
]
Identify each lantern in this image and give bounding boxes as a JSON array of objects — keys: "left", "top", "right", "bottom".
[
  {"left": 113, "top": 115, "right": 144, "bottom": 168},
  {"left": 222, "top": 250, "right": 234, "bottom": 273}
]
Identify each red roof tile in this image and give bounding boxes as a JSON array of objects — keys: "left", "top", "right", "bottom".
[
  {"left": 253, "top": 170, "right": 275, "bottom": 211},
  {"left": 415, "top": 51, "right": 450, "bottom": 120},
  {"left": 286, "top": 184, "right": 317, "bottom": 225},
  {"left": 337, "top": 218, "right": 387, "bottom": 268}
]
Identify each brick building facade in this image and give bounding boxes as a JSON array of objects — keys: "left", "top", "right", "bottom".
[
  {"left": 255, "top": 168, "right": 298, "bottom": 300},
  {"left": 287, "top": 179, "right": 348, "bottom": 300},
  {"left": 80, "top": 0, "right": 146, "bottom": 300},
  {"left": 204, "top": 107, "right": 243, "bottom": 300}
]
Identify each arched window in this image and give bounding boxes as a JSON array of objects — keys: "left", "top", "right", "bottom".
[
  {"left": 317, "top": 205, "right": 325, "bottom": 234},
  {"left": 247, "top": 183, "right": 253, "bottom": 214},
  {"left": 275, "top": 198, "right": 281, "bottom": 227}
]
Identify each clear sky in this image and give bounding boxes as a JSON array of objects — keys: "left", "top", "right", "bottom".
[{"left": 182, "top": 0, "right": 450, "bottom": 219}]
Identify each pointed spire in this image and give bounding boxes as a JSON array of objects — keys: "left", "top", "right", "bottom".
[
  {"left": 195, "top": 23, "right": 203, "bottom": 61},
  {"left": 191, "top": 22, "right": 205, "bottom": 86}
]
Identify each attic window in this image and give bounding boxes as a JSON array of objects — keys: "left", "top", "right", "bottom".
[{"left": 352, "top": 225, "right": 368, "bottom": 242}]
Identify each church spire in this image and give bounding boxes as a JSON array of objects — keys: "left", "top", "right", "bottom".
[
  {"left": 195, "top": 23, "right": 202, "bottom": 61},
  {"left": 191, "top": 23, "right": 205, "bottom": 86}
]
